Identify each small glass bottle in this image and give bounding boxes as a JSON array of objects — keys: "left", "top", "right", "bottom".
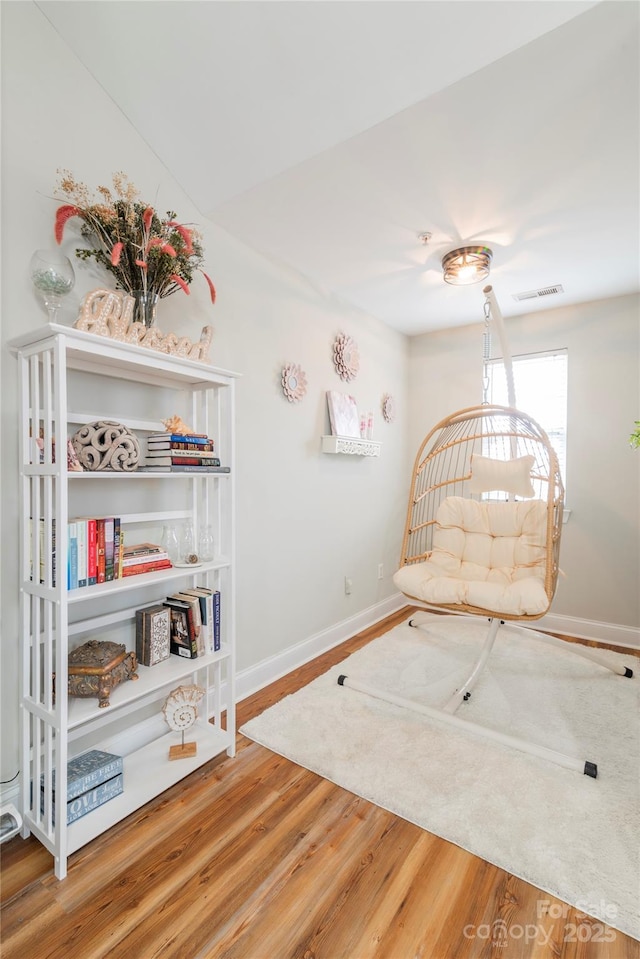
[
  {"left": 180, "top": 521, "right": 198, "bottom": 564},
  {"left": 162, "top": 524, "right": 180, "bottom": 565},
  {"left": 199, "top": 524, "right": 215, "bottom": 562}
]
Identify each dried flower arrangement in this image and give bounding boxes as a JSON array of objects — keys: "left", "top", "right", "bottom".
[{"left": 54, "top": 170, "right": 216, "bottom": 305}]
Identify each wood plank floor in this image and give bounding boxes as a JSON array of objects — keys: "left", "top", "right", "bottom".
[{"left": 1, "top": 607, "right": 638, "bottom": 959}]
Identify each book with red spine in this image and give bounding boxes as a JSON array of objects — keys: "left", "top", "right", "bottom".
[
  {"left": 86, "top": 519, "right": 97, "bottom": 585},
  {"left": 147, "top": 441, "right": 215, "bottom": 451},
  {"left": 121, "top": 560, "right": 172, "bottom": 577}
]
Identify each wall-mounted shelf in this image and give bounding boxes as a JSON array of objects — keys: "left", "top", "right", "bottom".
[{"left": 321, "top": 435, "right": 381, "bottom": 457}]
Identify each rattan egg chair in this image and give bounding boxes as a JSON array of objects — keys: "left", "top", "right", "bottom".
[{"left": 338, "top": 404, "right": 632, "bottom": 778}]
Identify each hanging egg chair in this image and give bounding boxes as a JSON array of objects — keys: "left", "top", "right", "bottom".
[{"left": 338, "top": 291, "right": 633, "bottom": 778}]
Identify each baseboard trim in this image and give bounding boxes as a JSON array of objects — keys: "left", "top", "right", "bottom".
[
  {"left": 236, "top": 600, "right": 640, "bottom": 705},
  {"left": 236, "top": 593, "right": 407, "bottom": 703},
  {"left": 535, "top": 612, "right": 640, "bottom": 649},
  {"left": 4, "top": 600, "right": 634, "bottom": 816}
]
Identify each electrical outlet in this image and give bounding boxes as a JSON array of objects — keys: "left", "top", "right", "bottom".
[
  {"left": 344, "top": 577, "right": 353, "bottom": 595},
  {"left": 377, "top": 563, "right": 384, "bottom": 580}
]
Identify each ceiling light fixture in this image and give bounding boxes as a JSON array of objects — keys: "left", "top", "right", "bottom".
[{"left": 442, "top": 246, "right": 493, "bottom": 286}]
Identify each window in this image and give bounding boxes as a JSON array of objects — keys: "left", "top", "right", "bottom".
[{"left": 485, "top": 350, "right": 568, "bottom": 487}]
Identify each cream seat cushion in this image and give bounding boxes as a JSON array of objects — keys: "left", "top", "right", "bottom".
[{"left": 394, "top": 496, "right": 550, "bottom": 616}]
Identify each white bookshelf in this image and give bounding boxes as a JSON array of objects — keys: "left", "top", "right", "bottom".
[{"left": 9, "top": 323, "right": 239, "bottom": 879}]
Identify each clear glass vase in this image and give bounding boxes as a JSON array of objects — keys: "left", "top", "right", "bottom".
[
  {"left": 30, "top": 249, "right": 75, "bottom": 324},
  {"left": 161, "top": 524, "right": 180, "bottom": 565},
  {"left": 180, "top": 521, "right": 198, "bottom": 564},
  {"left": 131, "top": 290, "right": 158, "bottom": 328}
]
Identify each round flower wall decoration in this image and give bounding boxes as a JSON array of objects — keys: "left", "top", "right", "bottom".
[
  {"left": 333, "top": 333, "right": 360, "bottom": 382},
  {"left": 281, "top": 363, "right": 308, "bottom": 403},
  {"left": 382, "top": 393, "right": 396, "bottom": 423}
]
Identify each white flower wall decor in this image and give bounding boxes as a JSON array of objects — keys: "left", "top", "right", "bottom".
[
  {"left": 333, "top": 333, "right": 360, "bottom": 381},
  {"left": 382, "top": 393, "right": 396, "bottom": 423},
  {"left": 281, "top": 362, "right": 308, "bottom": 403}
]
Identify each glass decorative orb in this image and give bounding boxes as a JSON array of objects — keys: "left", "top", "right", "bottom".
[{"left": 30, "top": 249, "right": 75, "bottom": 324}]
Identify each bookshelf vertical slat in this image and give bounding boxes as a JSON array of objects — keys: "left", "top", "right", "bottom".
[
  {"left": 226, "top": 378, "right": 236, "bottom": 757},
  {"left": 53, "top": 335, "right": 69, "bottom": 878},
  {"left": 18, "top": 351, "right": 31, "bottom": 839}
]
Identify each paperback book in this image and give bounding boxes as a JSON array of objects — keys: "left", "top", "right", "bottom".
[
  {"left": 139, "top": 465, "right": 230, "bottom": 473},
  {"left": 147, "top": 441, "right": 215, "bottom": 451},
  {"left": 147, "top": 432, "right": 210, "bottom": 443},
  {"left": 143, "top": 457, "right": 221, "bottom": 467},
  {"left": 164, "top": 600, "right": 198, "bottom": 658},
  {"left": 145, "top": 449, "right": 217, "bottom": 459}
]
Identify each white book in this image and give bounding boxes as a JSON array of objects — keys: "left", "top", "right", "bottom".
[
  {"left": 76, "top": 520, "right": 87, "bottom": 588},
  {"left": 182, "top": 587, "right": 214, "bottom": 655}
]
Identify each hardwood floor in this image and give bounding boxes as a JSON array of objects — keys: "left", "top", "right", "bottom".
[{"left": 1, "top": 607, "right": 638, "bottom": 959}]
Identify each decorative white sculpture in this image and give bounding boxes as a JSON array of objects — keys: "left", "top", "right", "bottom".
[
  {"left": 162, "top": 684, "right": 205, "bottom": 760},
  {"left": 74, "top": 289, "right": 213, "bottom": 363}
]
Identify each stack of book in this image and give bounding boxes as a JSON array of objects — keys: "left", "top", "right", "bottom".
[
  {"left": 41, "top": 749, "right": 123, "bottom": 825},
  {"left": 140, "top": 431, "right": 229, "bottom": 473},
  {"left": 164, "top": 587, "right": 221, "bottom": 659},
  {"left": 122, "top": 543, "right": 172, "bottom": 578}
]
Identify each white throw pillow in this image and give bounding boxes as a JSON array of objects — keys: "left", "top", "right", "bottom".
[{"left": 468, "top": 454, "right": 535, "bottom": 498}]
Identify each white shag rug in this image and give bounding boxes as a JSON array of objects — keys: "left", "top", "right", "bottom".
[{"left": 240, "top": 616, "right": 640, "bottom": 940}]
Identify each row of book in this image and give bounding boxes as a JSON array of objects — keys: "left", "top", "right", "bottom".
[
  {"left": 139, "top": 431, "right": 230, "bottom": 474},
  {"left": 67, "top": 518, "right": 175, "bottom": 589},
  {"left": 67, "top": 517, "right": 122, "bottom": 589},
  {"left": 136, "top": 587, "right": 221, "bottom": 665}
]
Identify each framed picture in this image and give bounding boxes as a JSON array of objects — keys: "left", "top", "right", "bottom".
[{"left": 326, "top": 391, "right": 360, "bottom": 437}]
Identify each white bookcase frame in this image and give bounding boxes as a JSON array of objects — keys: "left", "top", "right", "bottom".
[{"left": 9, "top": 323, "right": 239, "bottom": 880}]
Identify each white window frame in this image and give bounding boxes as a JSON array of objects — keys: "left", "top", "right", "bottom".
[{"left": 485, "top": 349, "right": 568, "bottom": 491}]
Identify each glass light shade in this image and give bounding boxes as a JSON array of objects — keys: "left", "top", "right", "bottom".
[{"left": 442, "top": 246, "right": 492, "bottom": 286}]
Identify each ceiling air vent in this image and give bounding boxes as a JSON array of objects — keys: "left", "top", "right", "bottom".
[{"left": 513, "top": 284, "right": 564, "bottom": 302}]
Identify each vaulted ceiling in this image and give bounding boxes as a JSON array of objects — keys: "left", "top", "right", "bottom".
[{"left": 39, "top": 1, "right": 639, "bottom": 333}]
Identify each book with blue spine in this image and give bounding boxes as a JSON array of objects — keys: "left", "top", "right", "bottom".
[
  {"left": 213, "top": 590, "right": 221, "bottom": 651},
  {"left": 147, "top": 433, "right": 211, "bottom": 445},
  {"left": 67, "top": 522, "right": 78, "bottom": 590}
]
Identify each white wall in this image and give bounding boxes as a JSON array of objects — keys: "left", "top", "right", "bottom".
[
  {"left": 0, "top": 3, "right": 410, "bottom": 785},
  {"left": 2, "top": 2, "right": 637, "bottom": 797},
  {"left": 409, "top": 293, "right": 640, "bottom": 629}
]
